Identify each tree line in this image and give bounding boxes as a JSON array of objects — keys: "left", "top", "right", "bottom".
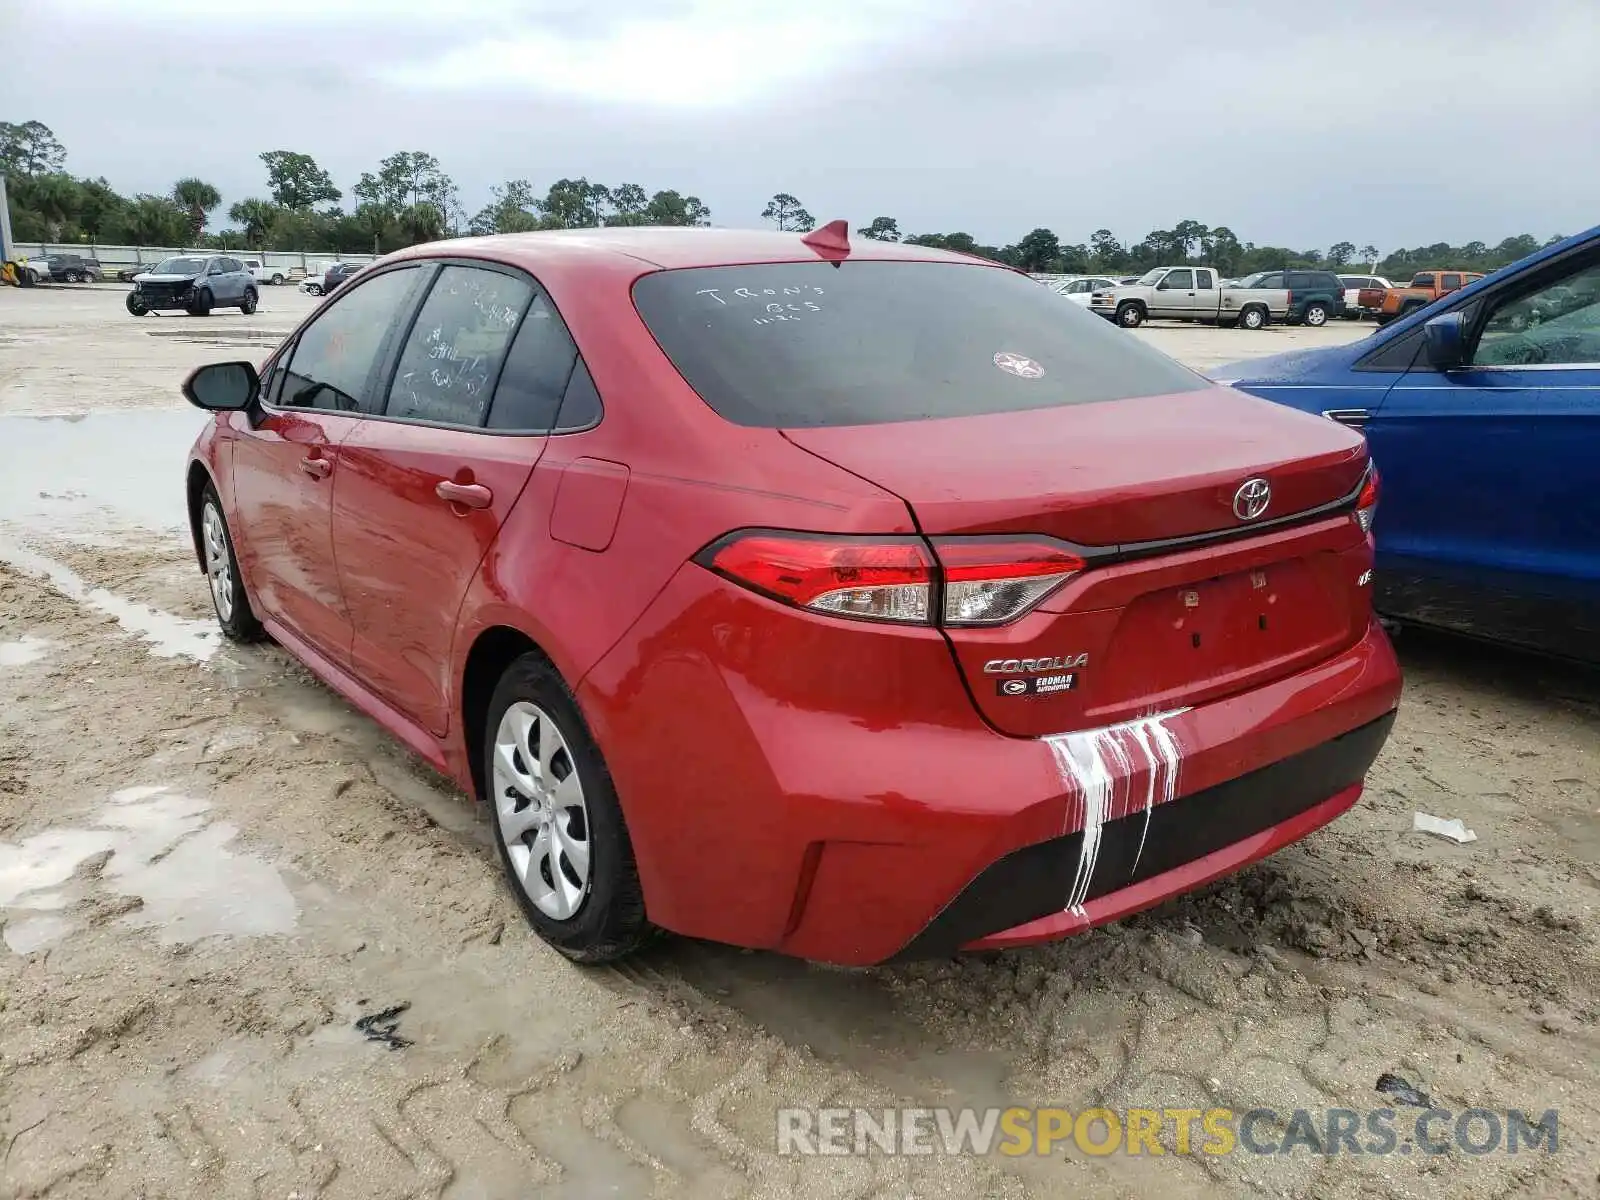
[{"left": 1, "top": 119, "right": 1570, "bottom": 278}]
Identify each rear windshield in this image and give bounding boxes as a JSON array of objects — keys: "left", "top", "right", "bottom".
[{"left": 631, "top": 262, "right": 1208, "bottom": 428}]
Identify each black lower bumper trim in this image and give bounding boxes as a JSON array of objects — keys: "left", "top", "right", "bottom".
[{"left": 889, "top": 711, "right": 1396, "bottom": 962}]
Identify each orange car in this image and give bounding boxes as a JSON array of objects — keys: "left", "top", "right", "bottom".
[{"left": 1363, "top": 270, "right": 1485, "bottom": 324}]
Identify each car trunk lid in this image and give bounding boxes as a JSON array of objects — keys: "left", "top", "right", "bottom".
[{"left": 783, "top": 388, "right": 1375, "bottom": 736}]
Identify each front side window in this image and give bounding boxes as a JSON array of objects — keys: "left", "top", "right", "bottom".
[
  {"left": 632, "top": 261, "right": 1208, "bottom": 429},
  {"left": 279, "top": 266, "right": 425, "bottom": 414},
  {"left": 384, "top": 266, "right": 534, "bottom": 426},
  {"left": 1473, "top": 258, "right": 1600, "bottom": 368},
  {"left": 1412, "top": 274, "right": 1435, "bottom": 288},
  {"left": 1161, "top": 269, "right": 1194, "bottom": 289},
  {"left": 1256, "top": 272, "right": 1285, "bottom": 289}
]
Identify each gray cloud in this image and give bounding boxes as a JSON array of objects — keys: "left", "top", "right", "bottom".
[{"left": 3, "top": 0, "right": 1596, "bottom": 251}]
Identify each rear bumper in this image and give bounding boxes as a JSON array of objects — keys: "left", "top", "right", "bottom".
[
  {"left": 581, "top": 563, "right": 1402, "bottom": 966},
  {"left": 891, "top": 710, "right": 1392, "bottom": 959}
]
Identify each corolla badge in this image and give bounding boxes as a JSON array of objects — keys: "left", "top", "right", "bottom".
[
  {"left": 1232, "top": 477, "right": 1271, "bottom": 521},
  {"left": 983, "top": 653, "right": 1088, "bottom": 674}
]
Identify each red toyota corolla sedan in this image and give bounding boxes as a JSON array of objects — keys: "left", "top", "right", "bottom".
[{"left": 181, "top": 225, "right": 1401, "bottom": 966}]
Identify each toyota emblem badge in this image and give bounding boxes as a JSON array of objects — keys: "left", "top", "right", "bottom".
[{"left": 1232, "top": 477, "right": 1271, "bottom": 521}]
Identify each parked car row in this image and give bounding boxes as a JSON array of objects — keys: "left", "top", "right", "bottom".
[
  {"left": 19, "top": 252, "right": 103, "bottom": 284},
  {"left": 1085, "top": 266, "right": 1350, "bottom": 329}
]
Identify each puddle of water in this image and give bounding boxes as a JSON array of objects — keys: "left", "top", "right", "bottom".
[
  {"left": 0, "top": 828, "right": 119, "bottom": 905},
  {"left": 3, "top": 914, "right": 73, "bottom": 954},
  {"left": 0, "top": 538, "right": 217, "bottom": 661},
  {"left": 0, "top": 634, "right": 55, "bottom": 666},
  {"left": 0, "top": 785, "right": 297, "bottom": 953},
  {"left": 0, "top": 408, "right": 205, "bottom": 535}
]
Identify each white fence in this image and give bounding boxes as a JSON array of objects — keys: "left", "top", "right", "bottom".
[{"left": 13, "top": 242, "right": 380, "bottom": 275}]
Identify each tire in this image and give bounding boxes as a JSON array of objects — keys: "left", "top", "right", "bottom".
[
  {"left": 198, "top": 485, "right": 264, "bottom": 642},
  {"left": 24, "top": 269, "right": 41, "bottom": 286},
  {"left": 306, "top": 283, "right": 323, "bottom": 296},
  {"left": 1115, "top": 302, "right": 1145, "bottom": 328},
  {"left": 270, "top": 273, "right": 285, "bottom": 285},
  {"left": 1303, "top": 302, "right": 1329, "bottom": 327},
  {"left": 188, "top": 288, "right": 213, "bottom": 317},
  {"left": 239, "top": 288, "right": 258, "bottom": 315},
  {"left": 126, "top": 292, "right": 149, "bottom": 316},
  {"left": 1239, "top": 305, "right": 1268, "bottom": 330},
  {"left": 65, "top": 270, "right": 81, "bottom": 283},
  {"left": 484, "top": 653, "right": 652, "bottom": 963}
]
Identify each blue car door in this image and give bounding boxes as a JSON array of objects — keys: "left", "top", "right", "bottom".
[{"left": 1367, "top": 251, "right": 1600, "bottom": 656}]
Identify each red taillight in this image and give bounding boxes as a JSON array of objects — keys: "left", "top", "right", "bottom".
[
  {"left": 700, "top": 532, "right": 1084, "bottom": 627},
  {"left": 705, "top": 533, "right": 934, "bottom": 623},
  {"left": 1354, "top": 463, "right": 1380, "bottom": 533},
  {"left": 932, "top": 539, "right": 1085, "bottom": 625}
]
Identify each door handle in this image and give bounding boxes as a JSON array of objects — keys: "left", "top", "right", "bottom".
[
  {"left": 436, "top": 480, "right": 493, "bottom": 509},
  {"left": 299, "top": 454, "right": 332, "bottom": 479}
]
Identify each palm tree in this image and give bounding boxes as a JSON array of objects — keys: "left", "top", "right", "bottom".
[
  {"left": 173, "top": 178, "right": 222, "bottom": 243},
  {"left": 399, "top": 201, "right": 444, "bottom": 245},
  {"left": 227, "top": 198, "right": 277, "bottom": 249}
]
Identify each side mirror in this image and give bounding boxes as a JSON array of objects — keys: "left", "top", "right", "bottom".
[
  {"left": 183, "top": 361, "right": 258, "bottom": 411},
  {"left": 1423, "top": 312, "right": 1467, "bottom": 370}
]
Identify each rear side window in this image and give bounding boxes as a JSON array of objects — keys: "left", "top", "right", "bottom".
[
  {"left": 1195, "top": 269, "right": 1214, "bottom": 288},
  {"left": 486, "top": 287, "right": 581, "bottom": 431},
  {"left": 280, "top": 266, "right": 425, "bottom": 414},
  {"left": 386, "top": 266, "right": 533, "bottom": 426},
  {"left": 632, "top": 261, "right": 1207, "bottom": 429},
  {"left": 1441, "top": 273, "right": 1462, "bottom": 291}
]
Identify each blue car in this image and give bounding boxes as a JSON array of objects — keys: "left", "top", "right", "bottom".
[{"left": 1214, "top": 225, "right": 1600, "bottom": 663}]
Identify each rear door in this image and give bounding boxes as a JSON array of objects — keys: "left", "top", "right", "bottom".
[
  {"left": 332, "top": 262, "right": 580, "bottom": 734},
  {"left": 1367, "top": 249, "right": 1600, "bottom": 656},
  {"left": 1192, "top": 268, "right": 1219, "bottom": 317}
]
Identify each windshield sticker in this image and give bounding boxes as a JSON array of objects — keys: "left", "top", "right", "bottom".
[{"left": 993, "top": 351, "right": 1045, "bottom": 379}]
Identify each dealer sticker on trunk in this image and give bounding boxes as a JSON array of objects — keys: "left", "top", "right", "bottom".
[{"left": 998, "top": 673, "right": 1076, "bottom": 697}]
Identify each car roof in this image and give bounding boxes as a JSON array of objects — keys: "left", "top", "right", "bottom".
[{"left": 384, "top": 226, "right": 1005, "bottom": 273}]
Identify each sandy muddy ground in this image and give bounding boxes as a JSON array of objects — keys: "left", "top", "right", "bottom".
[{"left": 0, "top": 284, "right": 1596, "bottom": 1199}]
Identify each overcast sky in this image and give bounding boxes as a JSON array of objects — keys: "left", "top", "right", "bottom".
[{"left": 4, "top": 0, "right": 1597, "bottom": 252}]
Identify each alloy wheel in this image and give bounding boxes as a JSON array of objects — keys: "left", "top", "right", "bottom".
[
  {"left": 492, "top": 701, "right": 592, "bottom": 920},
  {"left": 201, "top": 501, "right": 234, "bottom": 622}
]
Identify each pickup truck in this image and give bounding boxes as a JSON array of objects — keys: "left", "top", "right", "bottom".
[
  {"left": 1089, "top": 266, "right": 1287, "bottom": 330},
  {"left": 236, "top": 257, "right": 288, "bottom": 285},
  {"left": 1363, "top": 270, "right": 1484, "bottom": 325}
]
